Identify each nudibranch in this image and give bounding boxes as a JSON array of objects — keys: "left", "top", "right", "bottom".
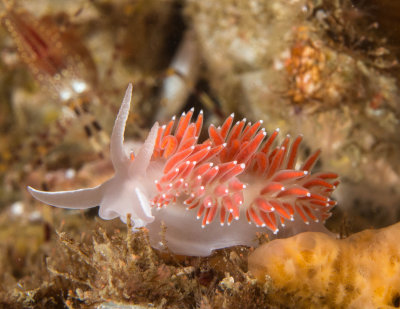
[{"left": 28, "top": 84, "right": 339, "bottom": 256}]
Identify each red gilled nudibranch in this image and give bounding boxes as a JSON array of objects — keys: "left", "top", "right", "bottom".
[{"left": 28, "top": 84, "right": 339, "bottom": 256}]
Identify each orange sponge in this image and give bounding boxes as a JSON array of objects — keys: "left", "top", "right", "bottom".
[{"left": 249, "top": 222, "right": 400, "bottom": 308}]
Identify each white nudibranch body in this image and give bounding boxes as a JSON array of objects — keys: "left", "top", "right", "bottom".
[{"left": 28, "top": 84, "right": 339, "bottom": 256}]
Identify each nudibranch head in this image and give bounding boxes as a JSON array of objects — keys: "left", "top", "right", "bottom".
[
  {"left": 29, "top": 84, "right": 158, "bottom": 228},
  {"left": 28, "top": 84, "right": 339, "bottom": 256}
]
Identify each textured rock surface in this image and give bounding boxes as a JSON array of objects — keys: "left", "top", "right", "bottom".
[{"left": 186, "top": 0, "right": 400, "bottom": 228}]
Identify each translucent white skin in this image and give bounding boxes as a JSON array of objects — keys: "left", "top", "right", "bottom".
[{"left": 28, "top": 84, "right": 333, "bottom": 256}]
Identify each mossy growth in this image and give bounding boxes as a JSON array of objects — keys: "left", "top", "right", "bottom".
[{"left": 0, "top": 214, "right": 272, "bottom": 309}]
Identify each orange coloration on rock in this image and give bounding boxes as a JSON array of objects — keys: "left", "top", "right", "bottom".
[{"left": 249, "top": 222, "right": 400, "bottom": 309}]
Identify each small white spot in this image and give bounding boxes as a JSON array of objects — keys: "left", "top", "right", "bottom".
[
  {"left": 65, "top": 168, "right": 76, "bottom": 179},
  {"left": 71, "top": 80, "right": 87, "bottom": 93},
  {"left": 315, "top": 9, "right": 327, "bottom": 21},
  {"left": 29, "top": 210, "right": 42, "bottom": 222},
  {"left": 10, "top": 202, "right": 24, "bottom": 216},
  {"left": 59, "top": 89, "right": 72, "bottom": 101}
]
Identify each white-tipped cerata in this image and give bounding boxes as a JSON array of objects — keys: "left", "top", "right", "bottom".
[{"left": 28, "top": 84, "right": 339, "bottom": 256}]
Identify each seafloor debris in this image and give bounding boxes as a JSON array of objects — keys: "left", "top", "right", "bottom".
[
  {"left": 249, "top": 221, "right": 400, "bottom": 309},
  {"left": 0, "top": 214, "right": 270, "bottom": 309}
]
